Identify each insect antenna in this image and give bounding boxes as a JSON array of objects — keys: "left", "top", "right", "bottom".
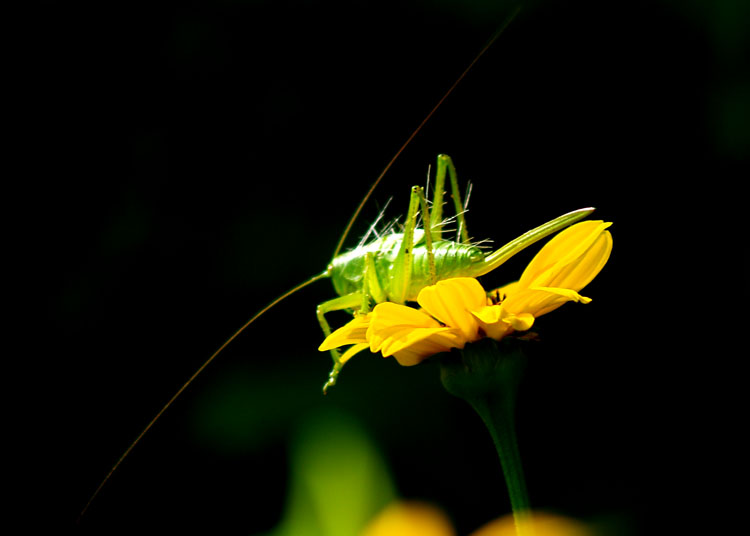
[
  {"left": 331, "top": 5, "right": 522, "bottom": 259},
  {"left": 78, "top": 270, "right": 329, "bottom": 523}
]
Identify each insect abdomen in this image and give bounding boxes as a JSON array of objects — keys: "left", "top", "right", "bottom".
[
  {"left": 329, "top": 235, "right": 484, "bottom": 303},
  {"left": 403, "top": 240, "right": 484, "bottom": 301}
]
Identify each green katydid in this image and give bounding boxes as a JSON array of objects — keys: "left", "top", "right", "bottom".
[
  {"left": 317, "top": 154, "right": 593, "bottom": 391},
  {"left": 78, "top": 6, "right": 595, "bottom": 520}
]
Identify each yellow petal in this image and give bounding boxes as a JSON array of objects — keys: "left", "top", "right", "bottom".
[
  {"left": 519, "top": 221, "right": 612, "bottom": 292},
  {"left": 367, "top": 301, "right": 465, "bottom": 364},
  {"left": 318, "top": 314, "right": 371, "bottom": 352},
  {"left": 471, "top": 305, "right": 533, "bottom": 339},
  {"left": 504, "top": 312, "right": 535, "bottom": 331},
  {"left": 370, "top": 301, "right": 440, "bottom": 330},
  {"left": 472, "top": 305, "right": 503, "bottom": 325},
  {"left": 373, "top": 324, "right": 462, "bottom": 358},
  {"left": 417, "top": 277, "right": 486, "bottom": 340},
  {"left": 559, "top": 228, "right": 612, "bottom": 290},
  {"left": 502, "top": 286, "right": 590, "bottom": 319},
  {"left": 339, "top": 343, "right": 370, "bottom": 364},
  {"left": 481, "top": 319, "right": 514, "bottom": 341},
  {"left": 392, "top": 348, "right": 430, "bottom": 367},
  {"left": 542, "top": 229, "right": 612, "bottom": 291},
  {"left": 368, "top": 302, "right": 441, "bottom": 353},
  {"left": 392, "top": 332, "right": 464, "bottom": 366}
]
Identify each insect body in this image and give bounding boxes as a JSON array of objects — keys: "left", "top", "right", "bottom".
[
  {"left": 316, "top": 153, "right": 593, "bottom": 390},
  {"left": 329, "top": 231, "right": 484, "bottom": 301}
]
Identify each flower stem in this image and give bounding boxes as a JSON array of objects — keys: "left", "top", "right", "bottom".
[
  {"left": 439, "top": 338, "right": 532, "bottom": 536},
  {"left": 468, "top": 390, "right": 532, "bottom": 534}
]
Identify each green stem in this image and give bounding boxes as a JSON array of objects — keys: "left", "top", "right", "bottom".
[
  {"left": 439, "top": 338, "right": 533, "bottom": 536},
  {"left": 468, "top": 393, "right": 532, "bottom": 533}
]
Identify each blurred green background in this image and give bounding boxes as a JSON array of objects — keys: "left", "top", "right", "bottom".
[{"left": 31, "top": 0, "right": 745, "bottom": 533}]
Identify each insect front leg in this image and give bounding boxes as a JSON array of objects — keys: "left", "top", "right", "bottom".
[
  {"left": 390, "top": 186, "right": 422, "bottom": 304},
  {"left": 364, "top": 251, "right": 386, "bottom": 307},
  {"left": 317, "top": 293, "right": 362, "bottom": 392},
  {"left": 317, "top": 293, "right": 362, "bottom": 350}
]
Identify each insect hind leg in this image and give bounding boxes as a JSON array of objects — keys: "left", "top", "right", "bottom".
[
  {"left": 431, "top": 154, "right": 470, "bottom": 244},
  {"left": 393, "top": 184, "right": 438, "bottom": 300}
]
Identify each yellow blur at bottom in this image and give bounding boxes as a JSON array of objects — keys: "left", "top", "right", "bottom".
[
  {"left": 470, "top": 512, "right": 593, "bottom": 536},
  {"left": 360, "top": 501, "right": 455, "bottom": 536},
  {"left": 361, "top": 501, "right": 594, "bottom": 536}
]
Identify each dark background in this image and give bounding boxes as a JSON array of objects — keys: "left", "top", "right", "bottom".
[{"left": 25, "top": 0, "right": 745, "bottom": 533}]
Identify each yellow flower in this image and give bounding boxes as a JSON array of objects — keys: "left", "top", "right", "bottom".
[{"left": 319, "top": 220, "right": 612, "bottom": 367}]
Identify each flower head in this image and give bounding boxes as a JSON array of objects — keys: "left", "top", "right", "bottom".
[{"left": 319, "top": 220, "right": 612, "bottom": 367}]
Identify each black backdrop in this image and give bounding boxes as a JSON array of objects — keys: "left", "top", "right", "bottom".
[{"left": 26, "top": 0, "right": 745, "bottom": 533}]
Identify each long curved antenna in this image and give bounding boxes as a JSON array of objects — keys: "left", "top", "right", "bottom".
[
  {"left": 78, "top": 270, "right": 329, "bottom": 523},
  {"left": 332, "top": 4, "right": 522, "bottom": 259}
]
